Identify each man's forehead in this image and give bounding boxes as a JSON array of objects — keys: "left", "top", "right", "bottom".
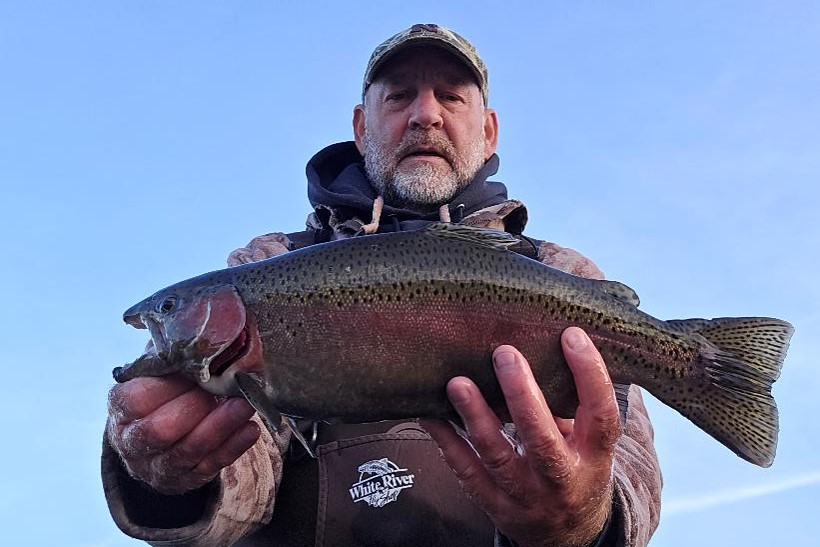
[{"left": 373, "top": 47, "right": 478, "bottom": 88}]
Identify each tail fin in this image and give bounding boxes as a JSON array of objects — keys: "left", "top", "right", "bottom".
[{"left": 667, "top": 317, "right": 793, "bottom": 467}]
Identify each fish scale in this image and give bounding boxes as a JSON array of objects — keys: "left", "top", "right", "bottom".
[{"left": 113, "top": 223, "right": 792, "bottom": 467}]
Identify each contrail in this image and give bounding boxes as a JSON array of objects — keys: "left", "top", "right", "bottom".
[{"left": 665, "top": 471, "right": 820, "bottom": 516}]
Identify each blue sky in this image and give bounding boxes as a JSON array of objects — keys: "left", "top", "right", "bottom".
[{"left": 1, "top": 2, "right": 818, "bottom": 545}]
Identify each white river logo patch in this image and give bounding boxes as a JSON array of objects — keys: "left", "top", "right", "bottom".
[{"left": 348, "top": 458, "right": 416, "bottom": 508}]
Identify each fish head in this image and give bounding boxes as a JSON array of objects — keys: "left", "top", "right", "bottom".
[{"left": 117, "top": 281, "right": 257, "bottom": 391}]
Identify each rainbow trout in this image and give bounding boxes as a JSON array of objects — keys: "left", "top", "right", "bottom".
[{"left": 113, "top": 224, "right": 792, "bottom": 467}]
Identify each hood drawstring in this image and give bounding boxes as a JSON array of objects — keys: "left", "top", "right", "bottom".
[
  {"left": 306, "top": 142, "right": 509, "bottom": 231},
  {"left": 452, "top": 203, "right": 465, "bottom": 223},
  {"left": 438, "top": 205, "right": 451, "bottom": 223},
  {"left": 438, "top": 203, "right": 465, "bottom": 224},
  {"left": 360, "top": 198, "right": 479, "bottom": 235},
  {"left": 360, "top": 195, "right": 384, "bottom": 234}
]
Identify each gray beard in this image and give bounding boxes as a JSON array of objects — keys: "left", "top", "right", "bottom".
[{"left": 363, "top": 128, "right": 486, "bottom": 212}]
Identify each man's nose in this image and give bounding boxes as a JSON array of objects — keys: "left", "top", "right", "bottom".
[{"left": 408, "top": 90, "right": 444, "bottom": 130}]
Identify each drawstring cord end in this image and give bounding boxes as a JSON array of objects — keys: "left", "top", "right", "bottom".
[
  {"left": 360, "top": 195, "right": 384, "bottom": 234},
  {"left": 438, "top": 204, "right": 451, "bottom": 223}
]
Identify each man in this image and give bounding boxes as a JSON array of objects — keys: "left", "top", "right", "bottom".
[{"left": 103, "top": 24, "right": 662, "bottom": 546}]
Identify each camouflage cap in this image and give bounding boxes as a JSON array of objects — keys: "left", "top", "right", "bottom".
[{"left": 362, "top": 23, "right": 489, "bottom": 104}]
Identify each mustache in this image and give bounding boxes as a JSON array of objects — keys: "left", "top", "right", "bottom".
[{"left": 395, "top": 131, "right": 456, "bottom": 165}]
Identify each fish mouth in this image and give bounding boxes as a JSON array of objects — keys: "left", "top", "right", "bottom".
[
  {"left": 208, "top": 325, "right": 251, "bottom": 377},
  {"left": 123, "top": 301, "right": 171, "bottom": 357},
  {"left": 124, "top": 312, "right": 144, "bottom": 328},
  {"left": 123, "top": 297, "right": 150, "bottom": 327},
  {"left": 131, "top": 315, "right": 170, "bottom": 357}
]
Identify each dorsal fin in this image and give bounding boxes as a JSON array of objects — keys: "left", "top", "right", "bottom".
[
  {"left": 423, "top": 222, "right": 519, "bottom": 250},
  {"left": 599, "top": 280, "right": 641, "bottom": 307}
]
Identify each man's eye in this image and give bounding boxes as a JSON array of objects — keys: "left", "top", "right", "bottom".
[{"left": 386, "top": 93, "right": 407, "bottom": 102}]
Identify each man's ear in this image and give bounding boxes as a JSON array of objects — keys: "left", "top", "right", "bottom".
[
  {"left": 353, "top": 104, "right": 366, "bottom": 155},
  {"left": 483, "top": 108, "right": 499, "bottom": 160}
]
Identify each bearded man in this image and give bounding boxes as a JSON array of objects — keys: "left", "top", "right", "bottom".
[{"left": 103, "top": 24, "right": 662, "bottom": 546}]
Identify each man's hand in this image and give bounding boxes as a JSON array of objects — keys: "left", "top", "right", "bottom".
[
  {"left": 421, "top": 327, "right": 620, "bottom": 547},
  {"left": 106, "top": 374, "right": 261, "bottom": 495}
]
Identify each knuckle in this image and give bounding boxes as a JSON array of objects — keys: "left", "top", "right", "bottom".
[
  {"left": 453, "top": 460, "right": 484, "bottom": 484},
  {"left": 214, "top": 444, "right": 245, "bottom": 469},
  {"left": 107, "top": 385, "right": 128, "bottom": 418},
  {"left": 119, "top": 421, "right": 150, "bottom": 454},
  {"left": 480, "top": 447, "right": 516, "bottom": 473},
  {"left": 148, "top": 458, "right": 202, "bottom": 495},
  {"left": 194, "top": 459, "right": 218, "bottom": 479},
  {"left": 105, "top": 418, "right": 127, "bottom": 453},
  {"left": 532, "top": 449, "right": 573, "bottom": 483},
  {"left": 267, "top": 242, "right": 289, "bottom": 257},
  {"left": 195, "top": 450, "right": 236, "bottom": 479},
  {"left": 228, "top": 249, "right": 250, "bottom": 266},
  {"left": 230, "top": 421, "right": 261, "bottom": 453},
  {"left": 588, "top": 402, "right": 621, "bottom": 446},
  {"left": 108, "top": 381, "right": 150, "bottom": 422},
  {"left": 249, "top": 234, "right": 270, "bottom": 246},
  {"left": 524, "top": 429, "right": 563, "bottom": 457},
  {"left": 145, "top": 420, "right": 179, "bottom": 448},
  {"left": 165, "top": 440, "right": 203, "bottom": 469},
  {"left": 155, "top": 451, "right": 188, "bottom": 475},
  {"left": 123, "top": 418, "right": 175, "bottom": 453},
  {"left": 512, "top": 407, "right": 545, "bottom": 433},
  {"left": 108, "top": 377, "right": 168, "bottom": 423}
]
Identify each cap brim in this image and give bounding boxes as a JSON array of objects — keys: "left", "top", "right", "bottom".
[{"left": 365, "top": 37, "right": 484, "bottom": 93}]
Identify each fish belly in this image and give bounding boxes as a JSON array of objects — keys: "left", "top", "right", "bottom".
[{"left": 250, "top": 285, "right": 580, "bottom": 422}]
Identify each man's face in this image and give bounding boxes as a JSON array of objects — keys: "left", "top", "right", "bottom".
[{"left": 353, "top": 47, "right": 498, "bottom": 211}]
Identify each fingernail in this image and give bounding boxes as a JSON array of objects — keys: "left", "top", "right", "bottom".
[
  {"left": 565, "top": 328, "right": 588, "bottom": 351},
  {"left": 494, "top": 350, "right": 517, "bottom": 374}
]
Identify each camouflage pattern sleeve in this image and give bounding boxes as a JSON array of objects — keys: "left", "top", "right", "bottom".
[
  {"left": 609, "top": 386, "right": 663, "bottom": 546},
  {"left": 102, "top": 416, "right": 291, "bottom": 546}
]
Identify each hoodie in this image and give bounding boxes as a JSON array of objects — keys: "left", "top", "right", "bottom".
[{"left": 304, "top": 141, "right": 528, "bottom": 237}]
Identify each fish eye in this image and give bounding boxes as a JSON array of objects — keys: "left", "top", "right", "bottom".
[{"left": 157, "top": 296, "right": 177, "bottom": 314}]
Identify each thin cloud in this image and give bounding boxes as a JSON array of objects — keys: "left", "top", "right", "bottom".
[{"left": 665, "top": 471, "right": 820, "bottom": 516}]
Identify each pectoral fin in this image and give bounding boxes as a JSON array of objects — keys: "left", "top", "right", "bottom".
[
  {"left": 234, "top": 372, "right": 317, "bottom": 458},
  {"left": 423, "top": 222, "right": 520, "bottom": 250},
  {"left": 286, "top": 417, "right": 317, "bottom": 459},
  {"left": 235, "top": 372, "right": 282, "bottom": 432}
]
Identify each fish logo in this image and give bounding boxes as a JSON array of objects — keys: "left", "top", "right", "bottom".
[{"left": 348, "top": 458, "right": 416, "bottom": 508}]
